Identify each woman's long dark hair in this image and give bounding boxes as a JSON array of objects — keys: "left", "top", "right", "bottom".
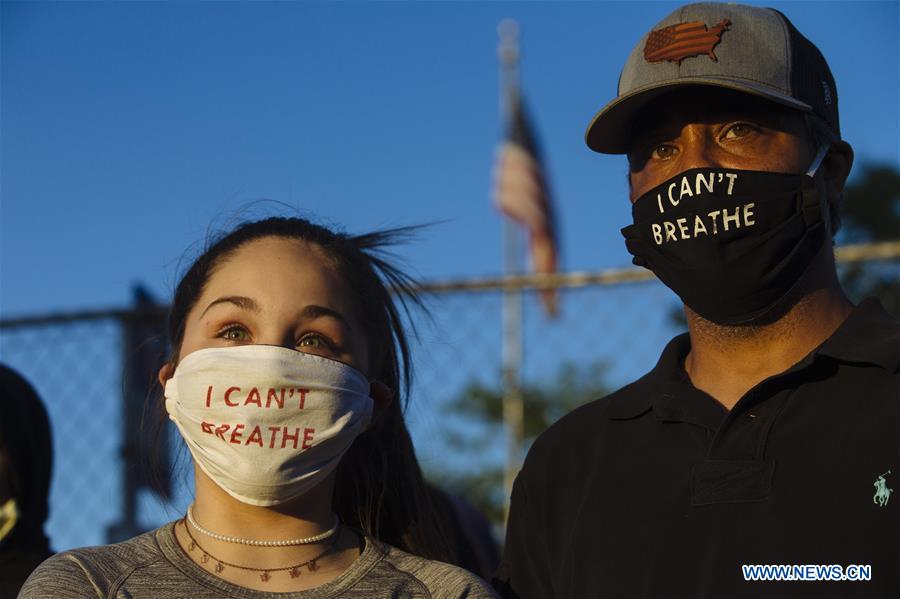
[{"left": 163, "top": 216, "right": 456, "bottom": 562}]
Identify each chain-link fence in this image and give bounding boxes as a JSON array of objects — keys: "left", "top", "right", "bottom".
[{"left": 1, "top": 241, "right": 898, "bottom": 551}]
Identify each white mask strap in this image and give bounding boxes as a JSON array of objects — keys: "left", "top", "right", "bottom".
[{"left": 806, "top": 145, "right": 830, "bottom": 177}]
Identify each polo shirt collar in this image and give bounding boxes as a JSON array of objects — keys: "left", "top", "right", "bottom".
[
  {"left": 815, "top": 297, "right": 900, "bottom": 370},
  {"left": 606, "top": 296, "right": 900, "bottom": 422},
  {"left": 607, "top": 333, "right": 697, "bottom": 421}
]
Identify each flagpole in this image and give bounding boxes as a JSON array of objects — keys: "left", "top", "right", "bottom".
[{"left": 497, "top": 18, "right": 525, "bottom": 524}]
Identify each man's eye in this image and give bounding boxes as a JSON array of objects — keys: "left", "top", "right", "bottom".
[
  {"left": 722, "top": 123, "right": 755, "bottom": 140},
  {"left": 650, "top": 144, "right": 677, "bottom": 160},
  {"left": 218, "top": 326, "right": 249, "bottom": 342}
]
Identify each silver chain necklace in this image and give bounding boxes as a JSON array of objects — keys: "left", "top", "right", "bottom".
[{"left": 186, "top": 505, "right": 340, "bottom": 547}]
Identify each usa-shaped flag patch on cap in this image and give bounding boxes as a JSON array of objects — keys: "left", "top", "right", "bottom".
[{"left": 643, "top": 18, "right": 731, "bottom": 64}]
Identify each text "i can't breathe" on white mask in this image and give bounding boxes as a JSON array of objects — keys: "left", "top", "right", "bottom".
[{"left": 165, "top": 345, "right": 373, "bottom": 506}]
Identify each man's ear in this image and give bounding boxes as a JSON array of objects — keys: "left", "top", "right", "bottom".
[
  {"left": 369, "top": 380, "right": 394, "bottom": 411},
  {"left": 824, "top": 140, "right": 854, "bottom": 204},
  {"left": 158, "top": 363, "right": 175, "bottom": 389}
]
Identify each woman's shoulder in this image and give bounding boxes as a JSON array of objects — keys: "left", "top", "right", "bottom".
[
  {"left": 18, "top": 523, "right": 172, "bottom": 598},
  {"left": 369, "top": 540, "right": 499, "bottom": 599}
]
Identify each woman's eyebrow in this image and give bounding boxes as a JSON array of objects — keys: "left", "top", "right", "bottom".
[
  {"left": 300, "top": 305, "right": 351, "bottom": 328},
  {"left": 201, "top": 295, "right": 260, "bottom": 317}
]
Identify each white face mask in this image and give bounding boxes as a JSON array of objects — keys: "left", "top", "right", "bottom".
[{"left": 165, "top": 345, "right": 374, "bottom": 506}]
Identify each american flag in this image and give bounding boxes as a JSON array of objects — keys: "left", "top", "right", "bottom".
[
  {"left": 643, "top": 18, "right": 731, "bottom": 64},
  {"left": 493, "top": 92, "right": 559, "bottom": 317}
]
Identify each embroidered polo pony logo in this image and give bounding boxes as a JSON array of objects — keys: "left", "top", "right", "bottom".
[
  {"left": 873, "top": 470, "right": 893, "bottom": 507},
  {"left": 644, "top": 18, "right": 731, "bottom": 64}
]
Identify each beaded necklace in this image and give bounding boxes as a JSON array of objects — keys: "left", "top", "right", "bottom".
[
  {"left": 186, "top": 505, "right": 340, "bottom": 547},
  {"left": 181, "top": 518, "right": 341, "bottom": 583}
]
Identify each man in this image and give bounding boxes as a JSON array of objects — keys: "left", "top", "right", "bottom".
[{"left": 494, "top": 3, "right": 899, "bottom": 598}]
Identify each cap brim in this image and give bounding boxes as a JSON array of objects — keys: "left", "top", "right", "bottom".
[{"left": 584, "top": 77, "right": 814, "bottom": 154}]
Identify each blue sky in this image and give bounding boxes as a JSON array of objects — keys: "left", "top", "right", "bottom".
[{"left": 2, "top": 1, "right": 898, "bottom": 318}]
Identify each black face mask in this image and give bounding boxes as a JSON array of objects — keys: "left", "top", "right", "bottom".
[{"left": 621, "top": 148, "right": 830, "bottom": 325}]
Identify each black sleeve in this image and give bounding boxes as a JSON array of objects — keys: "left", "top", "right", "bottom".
[{"left": 491, "top": 470, "right": 553, "bottom": 599}]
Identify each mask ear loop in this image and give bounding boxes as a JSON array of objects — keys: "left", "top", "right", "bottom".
[
  {"left": 806, "top": 145, "right": 830, "bottom": 177},
  {"left": 801, "top": 144, "right": 832, "bottom": 234}
]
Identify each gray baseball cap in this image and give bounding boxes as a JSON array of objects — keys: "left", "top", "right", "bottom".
[{"left": 585, "top": 2, "right": 840, "bottom": 154}]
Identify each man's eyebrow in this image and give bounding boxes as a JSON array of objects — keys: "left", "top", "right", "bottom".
[
  {"left": 299, "top": 305, "right": 352, "bottom": 328},
  {"left": 201, "top": 296, "right": 261, "bottom": 318},
  {"left": 632, "top": 121, "right": 681, "bottom": 145}
]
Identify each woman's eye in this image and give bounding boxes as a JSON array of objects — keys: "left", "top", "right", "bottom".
[
  {"left": 298, "top": 336, "right": 323, "bottom": 349},
  {"left": 298, "top": 334, "right": 334, "bottom": 351},
  {"left": 218, "top": 326, "right": 249, "bottom": 342}
]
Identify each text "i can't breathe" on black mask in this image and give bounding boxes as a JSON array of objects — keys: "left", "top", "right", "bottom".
[{"left": 621, "top": 147, "right": 830, "bottom": 325}]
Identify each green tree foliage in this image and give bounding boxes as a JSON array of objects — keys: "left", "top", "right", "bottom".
[
  {"left": 838, "top": 163, "right": 900, "bottom": 316},
  {"left": 429, "top": 361, "right": 611, "bottom": 527},
  {"left": 841, "top": 164, "right": 900, "bottom": 243}
]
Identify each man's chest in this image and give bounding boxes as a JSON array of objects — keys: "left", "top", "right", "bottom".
[{"left": 553, "top": 378, "right": 900, "bottom": 597}]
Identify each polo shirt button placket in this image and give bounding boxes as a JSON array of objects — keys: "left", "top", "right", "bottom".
[{"left": 689, "top": 388, "right": 783, "bottom": 507}]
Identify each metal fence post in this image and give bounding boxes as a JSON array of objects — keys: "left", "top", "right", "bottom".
[{"left": 106, "top": 286, "right": 169, "bottom": 543}]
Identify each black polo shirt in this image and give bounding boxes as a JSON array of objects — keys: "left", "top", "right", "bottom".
[{"left": 494, "top": 297, "right": 900, "bottom": 598}]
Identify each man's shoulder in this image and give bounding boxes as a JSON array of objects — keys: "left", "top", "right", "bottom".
[
  {"left": 525, "top": 373, "right": 653, "bottom": 469},
  {"left": 819, "top": 297, "right": 900, "bottom": 373}
]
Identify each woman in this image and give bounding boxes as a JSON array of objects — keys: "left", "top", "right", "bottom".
[{"left": 21, "top": 217, "right": 497, "bottom": 598}]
